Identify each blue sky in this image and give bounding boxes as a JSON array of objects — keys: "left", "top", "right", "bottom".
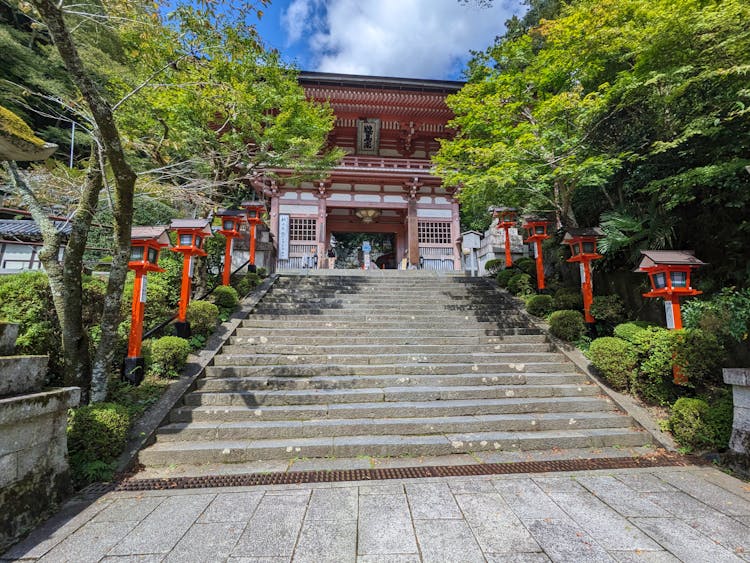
[{"left": 252, "top": 0, "right": 524, "bottom": 80}]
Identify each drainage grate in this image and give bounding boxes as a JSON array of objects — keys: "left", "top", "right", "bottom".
[{"left": 113, "top": 453, "right": 698, "bottom": 492}]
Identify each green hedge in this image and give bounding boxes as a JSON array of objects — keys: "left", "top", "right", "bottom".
[
  {"left": 667, "top": 394, "right": 733, "bottom": 452},
  {"left": 552, "top": 289, "right": 582, "bottom": 311},
  {"left": 212, "top": 285, "right": 239, "bottom": 309},
  {"left": 589, "top": 295, "right": 625, "bottom": 325},
  {"left": 526, "top": 294, "right": 553, "bottom": 317},
  {"left": 67, "top": 402, "right": 131, "bottom": 486},
  {"left": 549, "top": 310, "right": 585, "bottom": 341},
  {"left": 507, "top": 273, "right": 533, "bottom": 296},
  {"left": 630, "top": 327, "right": 678, "bottom": 405},
  {"left": 613, "top": 322, "right": 651, "bottom": 343},
  {"left": 150, "top": 335, "right": 190, "bottom": 378},
  {"left": 186, "top": 300, "right": 220, "bottom": 337},
  {"left": 496, "top": 269, "right": 515, "bottom": 288},
  {"left": 588, "top": 337, "right": 637, "bottom": 391}
]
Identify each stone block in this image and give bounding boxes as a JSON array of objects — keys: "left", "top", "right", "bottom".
[
  {"left": 723, "top": 369, "right": 750, "bottom": 471},
  {"left": 0, "top": 323, "right": 18, "bottom": 355},
  {"left": 0, "top": 356, "right": 48, "bottom": 396},
  {"left": 0, "top": 387, "right": 80, "bottom": 426},
  {"left": 0, "top": 452, "right": 18, "bottom": 488},
  {"left": 0, "top": 415, "right": 55, "bottom": 455}
]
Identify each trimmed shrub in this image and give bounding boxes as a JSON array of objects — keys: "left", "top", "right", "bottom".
[
  {"left": 150, "top": 335, "right": 190, "bottom": 378},
  {"left": 613, "top": 322, "right": 651, "bottom": 344},
  {"left": 212, "top": 285, "right": 239, "bottom": 309},
  {"left": 496, "top": 269, "right": 515, "bottom": 288},
  {"left": 186, "top": 300, "right": 220, "bottom": 336},
  {"left": 667, "top": 394, "right": 733, "bottom": 452},
  {"left": 484, "top": 258, "right": 504, "bottom": 276},
  {"left": 526, "top": 294, "right": 554, "bottom": 317},
  {"left": 67, "top": 402, "right": 131, "bottom": 486},
  {"left": 631, "top": 327, "right": 678, "bottom": 405},
  {"left": 256, "top": 267, "right": 268, "bottom": 278},
  {"left": 589, "top": 295, "right": 625, "bottom": 325},
  {"left": 514, "top": 257, "right": 537, "bottom": 276},
  {"left": 549, "top": 310, "right": 585, "bottom": 341},
  {"left": 233, "top": 272, "right": 262, "bottom": 296},
  {"left": 507, "top": 273, "right": 533, "bottom": 296},
  {"left": 672, "top": 328, "right": 725, "bottom": 389},
  {"left": 552, "top": 289, "right": 583, "bottom": 311},
  {"left": 589, "top": 337, "right": 637, "bottom": 391}
]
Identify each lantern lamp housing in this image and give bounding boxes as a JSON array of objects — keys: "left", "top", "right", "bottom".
[
  {"left": 521, "top": 216, "right": 552, "bottom": 244},
  {"left": 128, "top": 226, "right": 171, "bottom": 272},
  {"left": 216, "top": 209, "right": 246, "bottom": 238},
  {"left": 635, "top": 250, "right": 706, "bottom": 298},
  {"left": 490, "top": 206, "right": 518, "bottom": 228},
  {"left": 242, "top": 200, "right": 267, "bottom": 225},
  {"left": 170, "top": 219, "right": 213, "bottom": 257},
  {"left": 563, "top": 228, "right": 604, "bottom": 263}
]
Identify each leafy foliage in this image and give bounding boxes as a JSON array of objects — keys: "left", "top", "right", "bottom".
[
  {"left": 212, "top": 285, "right": 239, "bottom": 310},
  {"left": 507, "top": 273, "right": 534, "bottom": 296},
  {"left": 526, "top": 294, "right": 554, "bottom": 317},
  {"left": 484, "top": 258, "right": 505, "bottom": 275},
  {"left": 548, "top": 309, "right": 585, "bottom": 341},
  {"left": 186, "top": 301, "right": 220, "bottom": 337},
  {"left": 495, "top": 269, "right": 515, "bottom": 288},
  {"left": 589, "top": 295, "right": 625, "bottom": 325},
  {"left": 149, "top": 336, "right": 190, "bottom": 379},
  {"left": 667, "top": 394, "right": 733, "bottom": 452},
  {"left": 552, "top": 288, "right": 582, "bottom": 311},
  {"left": 588, "top": 337, "right": 637, "bottom": 391},
  {"left": 67, "top": 402, "right": 131, "bottom": 487}
]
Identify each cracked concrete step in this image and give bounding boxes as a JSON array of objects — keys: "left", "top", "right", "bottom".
[
  {"left": 138, "top": 427, "right": 649, "bottom": 465},
  {"left": 156, "top": 412, "right": 636, "bottom": 442},
  {"left": 205, "top": 362, "right": 574, "bottom": 378},
  {"left": 212, "top": 352, "right": 567, "bottom": 366},
  {"left": 220, "top": 343, "right": 555, "bottom": 355},
  {"left": 195, "top": 372, "right": 588, "bottom": 392},
  {"left": 234, "top": 327, "right": 541, "bottom": 338},
  {"left": 238, "top": 320, "right": 506, "bottom": 329},
  {"left": 169, "top": 396, "right": 616, "bottom": 423},
  {"left": 184, "top": 384, "right": 600, "bottom": 407}
]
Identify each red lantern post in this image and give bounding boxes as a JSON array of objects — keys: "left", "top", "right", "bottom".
[
  {"left": 170, "top": 219, "right": 212, "bottom": 338},
  {"left": 492, "top": 207, "right": 518, "bottom": 267},
  {"left": 216, "top": 209, "right": 245, "bottom": 286},
  {"left": 636, "top": 250, "right": 706, "bottom": 384},
  {"left": 242, "top": 200, "right": 266, "bottom": 273},
  {"left": 522, "top": 216, "right": 552, "bottom": 291},
  {"left": 563, "top": 228, "right": 604, "bottom": 324},
  {"left": 123, "top": 226, "right": 170, "bottom": 385}
]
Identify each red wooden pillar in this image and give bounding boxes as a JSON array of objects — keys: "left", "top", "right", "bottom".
[{"left": 492, "top": 207, "right": 518, "bottom": 268}]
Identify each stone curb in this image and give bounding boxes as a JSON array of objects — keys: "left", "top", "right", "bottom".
[
  {"left": 114, "top": 274, "right": 280, "bottom": 475},
  {"left": 481, "top": 278, "right": 678, "bottom": 452}
]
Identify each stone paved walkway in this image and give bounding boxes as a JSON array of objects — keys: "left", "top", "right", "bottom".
[{"left": 4, "top": 465, "right": 750, "bottom": 562}]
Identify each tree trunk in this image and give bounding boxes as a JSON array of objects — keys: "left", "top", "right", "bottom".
[
  {"left": 32, "top": 0, "right": 137, "bottom": 403},
  {"left": 3, "top": 158, "right": 102, "bottom": 404}
]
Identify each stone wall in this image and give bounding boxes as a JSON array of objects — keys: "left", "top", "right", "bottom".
[
  {"left": 0, "top": 323, "right": 80, "bottom": 552},
  {"left": 723, "top": 368, "right": 750, "bottom": 477}
]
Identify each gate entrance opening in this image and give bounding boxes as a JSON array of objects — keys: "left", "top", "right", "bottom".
[{"left": 330, "top": 232, "right": 397, "bottom": 269}]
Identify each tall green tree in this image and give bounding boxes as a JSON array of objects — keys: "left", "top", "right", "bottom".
[{"left": 2, "top": 0, "right": 339, "bottom": 402}]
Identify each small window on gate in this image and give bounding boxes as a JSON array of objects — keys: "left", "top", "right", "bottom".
[
  {"left": 418, "top": 222, "right": 451, "bottom": 244},
  {"left": 289, "top": 218, "right": 317, "bottom": 242}
]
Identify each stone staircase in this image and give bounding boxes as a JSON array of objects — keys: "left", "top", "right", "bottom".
[{"left": 138, "top": 272, "right": 649, "bottom": 468}]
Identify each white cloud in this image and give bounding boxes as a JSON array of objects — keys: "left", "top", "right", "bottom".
[{"left": 281, "top": 0, "right": 521, "bottom": 79}]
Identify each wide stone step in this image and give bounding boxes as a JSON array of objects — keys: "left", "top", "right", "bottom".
[
  {"left": 220, "top": 343, "right": 555, "bottom": 355},
  {"left": 212, "top": 352, "right": 565, "bottom": 367},
  {"left": 229, "top": 335, "right": 547, "bottom": 346},
  {"left": 185, "top": 383, "right": 599, "bottom": 407},
  {"left": 156, "top": 412, "right": 635, "bottom": 442},
  {"left": 170, "top": 396, "right": 616, "bottom": 423},
  {"left": 205, "top": 361, "right": 574, "bottom": 378},
  {"left": 235, "top": 327, "right": 539, "bottom": 338},
  {"left": 239, "top": 320, "right": 505, "bottom": 329},
  {"left": 138, "top": 427, "right": 648, "bottom": 465},
  {"left": 196, "top": 372, "right": 587, "bottom": 392}
]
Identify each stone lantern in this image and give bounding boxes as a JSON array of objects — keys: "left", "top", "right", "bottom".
[
  {"left": 170, "top": 219, "right": 212, "bottom": 338},
  {"left": 522, "top": 215, "right": 552, "bottom": 291},
  {"left": 123, "top": 226, "right": 170, "bottom": 384},
  {"left": 563, "top": 227, "right": 604, "bottom": 324},
  {"left": 216, "top": 209, "right": 245, "bottom": 286}
]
